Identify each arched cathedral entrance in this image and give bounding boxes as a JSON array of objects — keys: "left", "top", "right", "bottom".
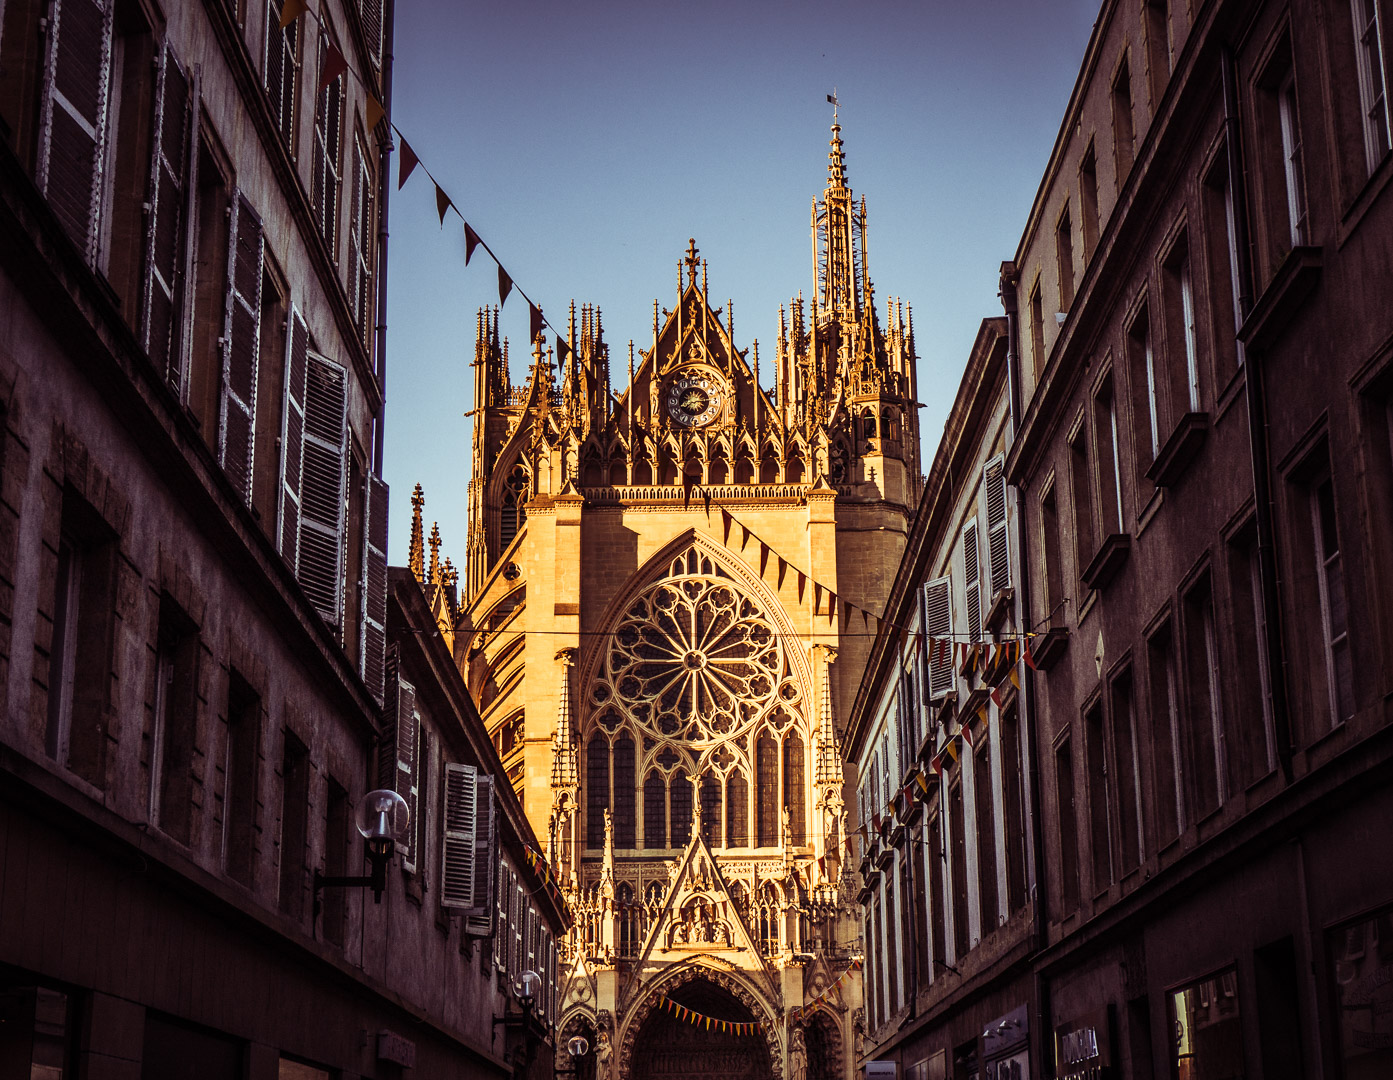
[{"left": 629, "top": 979, "right": 775, "bottom": 1080}]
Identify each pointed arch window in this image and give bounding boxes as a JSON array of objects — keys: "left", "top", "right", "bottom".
[
  {"left": 500, "top": 464, "right": 528, "bottom": 549},
  {"left": 670, "top": 774, "right": 694, "bottom": 847},
  {"left": 784, "top": 733, "right": 805, "bottom": 846},
  {"left": 613, "top": 735, "right": 636, "bottom": 847},
  {"left": 586, "top": 735, "right": 608, "bottom": 848},
  {"left": 643, "top": 770, "right": 666, "bottom": 849},
  {"left": 700, "top": 773, "right": 723, "bottom": 846},
  {"left": 757, "top": 732, "right": 779, "bottom": 846},
  {"left": 727, "top": 769, "right": 749, "bottom": 846}
]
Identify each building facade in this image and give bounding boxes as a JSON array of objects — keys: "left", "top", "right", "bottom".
[
  {"left": 456, "top": 123, "right": 918, "bottom": 1080},
  {"left": 0, "top": 0, "right": 562, "bottom": 1075},
  {"left": 845, "top": 319, "right": 1037, "bottom": 1080}
]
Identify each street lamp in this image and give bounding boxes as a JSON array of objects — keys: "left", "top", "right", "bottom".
[
  {"left": 314, "top": 788, "right": 409, "bottom": 911},
  {"left": 493, "top": 969, "right": 546, "bottom": 1077},
  {"left": 556, "top": 1035, "right": 590, "bottom": 1079}
]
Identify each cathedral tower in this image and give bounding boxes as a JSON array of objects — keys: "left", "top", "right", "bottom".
[{"left": 458, "top": 121, "right": 919, "bottom": 1080}]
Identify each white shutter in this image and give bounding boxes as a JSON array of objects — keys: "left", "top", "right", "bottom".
[
  {"left": 141, "top": 44, "right": 193, "bottom": 386},
  {"left": 924, "top": 577, "right": 954, "bottom": 698},
  {"left": 526, "top": 904, "right": 538, "bottom": 975},
  {"left": 381, "top": 663, "right": 417, "bottom": 871},
  {"left": 359, "top": 0, "right": 384, "bottom": 68},
  {"left": 360, "top": 473, "right": 388, "bottom": 703},
  {"left": 218, "top": 192, "right": 263, "bottom": 503},
  {"left": 263, "top": 0, "right": 297, "bottom": 150},
  {"left": 299, "top": 352, "right": 349, "bottom": 630},
  {"left": 440, "top": 761, "right": 476, "bottom": 909},
  {"left": 493, "top": 851, "right": 508, "bottom": 965},
  {"left": 962, "top": 519, "right": 982, "bottom": 642},
  {"left": 464, "top": 772, "right": 495, "bottom": 936},
  {"left": 983, "top": 456, "right": 1011, "bottom": 597},
  {"left": 38, "top": 0, "right": 114, "bottom": 263},
  {"left": 512, "top": 872, "right": 524, "bottom": 973},
  {"left": 278, "top": 307, "right": 309, "bottom": 567}
]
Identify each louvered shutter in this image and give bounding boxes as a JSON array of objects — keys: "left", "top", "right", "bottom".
[
  {"left": 278, "top": 308, "right": 309, "bottom": 567},
  {"left": 348, "top": 137, "right": 374, "bottom": 339},
  {"left": 299, "top": 352, "right": 349, "bottom": 630},
  {"left": 263, "top": 0, "right": 297, "bottom": 150},
  {"left": 381, "top": 663, "right": 417, "bottom": 871},
  {"left": 962, "top": 520, "right": 982, "bottom": 642},
  {"left": 359, "top": 0, "right": 383, "bottom": 68},
  {"left": 924, "top": 577, "right": 953, "bottom": 698},
  {"left": 218, "top": 192, "right": 263, "bottom": 503},
  {"left": 141, "top": 45, "right": 192, "bottom": 385},
  {"left": 38, "top": 0, "right": 113, "bottom": 262},
  {"left": 983, "top": 456, "right": 1011, "bottom": 597},
  {"left": 526, "top": 904, "right": 538, "bottom": 976},
  {"left": 463, "top": 772, "right": 495, "bottom": 936},
  {"left": 360, "top": 473, "right": 388, "bottom": 703},
  {"left": 440, "top": 761, "right": 476, "bottom": 909},
  {"left": 511, "top": 871, "right": 524, "bottom": 973},
  {"left": 494, "top": 852, "right": 508, "bottom": 966}
]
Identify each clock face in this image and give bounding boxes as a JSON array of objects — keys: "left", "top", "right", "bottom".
[{"left": 666, "top": 373, "right": 724, "bottom": 428}]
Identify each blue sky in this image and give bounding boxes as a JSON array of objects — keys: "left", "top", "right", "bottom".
[{"left": 382, "top": 0, "right": 1100, "bottom": 565}]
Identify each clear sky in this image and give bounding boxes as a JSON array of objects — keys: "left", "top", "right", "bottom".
[{"left": 382, "top": 0, "right": 1101, "bottom": 567}]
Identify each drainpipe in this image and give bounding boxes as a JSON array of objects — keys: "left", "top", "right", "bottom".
[
  {"left": 998, "top": 261, "right": 1050, "bottom": 1080},
  {"left": 1223, "top": 45, "right": 1293, "bottom": 781},
  {"left": 372, "top": 0, "right": 396, "bottom": 478}
]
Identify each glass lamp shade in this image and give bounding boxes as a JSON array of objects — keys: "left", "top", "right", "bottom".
[
  {"left": 356, "top": 789, "right": 409, "bottom": 845},
  {"left": 567, "top": 1036, "right": 590, "bottom": 1058},
  {"left": 513, "top": 969, "right": 542, "bottom": 1003}
]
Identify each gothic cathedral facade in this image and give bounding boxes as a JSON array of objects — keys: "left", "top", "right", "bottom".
[{"left": 457, "top": 123, "right": 921, "bottom": 1080}]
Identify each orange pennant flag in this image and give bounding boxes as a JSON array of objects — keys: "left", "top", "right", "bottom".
[
  {"left": 279, "top": 0, "right": 309, "bottom": 28},
  {"left": 366, "top": 94, "right": 385, "bottom": 131}
]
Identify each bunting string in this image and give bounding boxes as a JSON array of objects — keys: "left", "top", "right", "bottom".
[
  {"left": 790, "top": 959, "right": 862, "bottom": 1023},
  {"left": 656, "top": 994, "right": 768, "bottom": 1036}
]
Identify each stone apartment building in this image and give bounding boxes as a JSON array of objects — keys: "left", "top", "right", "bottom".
[
  {"left": 0, "top": 0, "right": 564, "bottom": 1075},
  {"left": 850, "top": 0, "right": 1393, "bottom": 1077}
]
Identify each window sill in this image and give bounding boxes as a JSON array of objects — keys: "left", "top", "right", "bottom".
[
  {"left": 985, "top": 587, "right": 1015, "bottom": 632},
  {"left": 1031, "top": 626, "right": 1070, "bottom": 672},
  {"left": 1145, "top": 412, "right": 1209, "bottom": 488},
  {"left": 1081, "top": 532, "right": 1131, "bottom": 593},
  {"left": 1135, "top": 484, "right": 1165, "bottom": 539},
  {"left": 1239, "top": 245, "right": 1323, "bottom": 353}
]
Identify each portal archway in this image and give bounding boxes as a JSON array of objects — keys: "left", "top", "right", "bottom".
[{"left": 621, "top": 970, "right": 780, "bottom": 1080}]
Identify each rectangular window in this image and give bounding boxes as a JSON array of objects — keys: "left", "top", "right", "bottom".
[
  {"left": 871, "top": 896, "right": 886, "bottom": 1026},
  {"left": 298, "top": 353, "right": 350, "bottom": 632},
  {"left": 1127, "top": 303, "right": 1160, "bottom": 472},
  {"left": 1110, "top": 671, "right": 1143, "bottom": 873},
  {"left": 999, "top": 705, "right": 1028, "bottom": 912},
  {"left": 948, "top": 774, "right": 970, "bottom": 957},
  {"left": 926, "top": 805, "right": 947, "bottom": 969},
  {"left": 224, "top": 672, "right": 260, "bottom": 886},
  {"left": 1041, "top": 481, "right": 1065, "bottom": 627},
  {"left": 1311, "top": 472, "right": 1355, "bottom": 725},
  {"left": 1202, "top": 153, "right": 1243, "bottom": 376},
  {"left": 885, "top": 862, "right": 901, "bottom": 1011},
  {"left": 973, "top": 738, "right": 998, "bottom": 933},
  {"left": 1084, "top": 701, "right": 1112, "bottom": 893},
  {"left": 1145, "top": 0, "right": 1172, "bottom": 106},
  {"left": 1069, "top": 425, "right": 1096, "bottom": 581},
  {"left": 1148, "top": 623, "right": 1185, "bottom": 843},
  {"left": 1352, "top": 0, "right": 1392, "bottom": 173},
  {"left": 218, "top": 193, "right": 264, "bottom": 504},
  {"left": 1227, "top": 525, "right": 1276, "bottom": 784},
  {"left": 189, "top": 141, "right": 231, "bottom": 436},
  {"left": 0, "top": 983, "right": 76, "bottom": 1079},
  {"left": 349, "top": 135, "right": 375, "bottom": 341},
  {"left": 1080, "top": 142, "right": 1100, "bottom": 261},
  {"left": 45, "top": 494, "right": 118, "bottom": 789},
  {"left": 1056, "top": 202, "right": 1075, "bottom": 310},
  {"left": 263, "top": 0, "right": 299, "bottom": 152},
  {"left": 311, "top": 28, "right": 343, "bottom": 258},
  {"left": 1113, "top": 54, "right": 1136, "bottom": 182},
  {"left": 1093, "top": 375, "right": 1124, "bottom": 534},
  {"left": 924, "top": 576, "right": 954, "bottom": 697},
  {"left": 1029, "top": 278, "right": 1046, "bottom": 374},
  {"left": 962, "top": 519, "right": 982, "bottom": 642},
  {"left": 1054, "top": 734, "right": 1080, "bottom": 914},
  {"left": 1161, "top": 235, "right": 1201, "bottom": 420},
  {"left": 1170, "top": 968, "right": 1243, "bottom": 1079},
  {"left": 323, "top": 779, "right": 350, "bottom": 947},
  {"left": 150, "top": 595, "right": 200, "bottom": 845},
  {"left": 1278, "top": 70, "right": 1308, "bottom": 247},
  {"left": 1182, "top": 573, "right": 1226, "bottom": 818},
  {"left": 983, "top": 455, "right": 1011, "bottom": 598},
  {"left": 1329, "top": 907, "right": 1393, "bottom": 1075},
  {"left": 278, "top": 730, "right": 311, "bottom": 920}
]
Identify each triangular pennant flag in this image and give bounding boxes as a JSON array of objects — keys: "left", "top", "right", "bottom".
[
  {"left": 1024, "top": 638, "right": 1039, "bottom": 670},
  {"left": 703, "top": 488, "right": 712, "bottom": 515},
  {"left": 826, "top": 590, "right": 837, "bottom": 621},
  {"left": 845, "top": 600, "right": 853, "bottom": 627},
  {"left": 529, "top": 303, "right": 543, "bottom": 344},
  {"left": 814, "top": 582, "right": 823, "bottom": 611},
  {"left": 740, "top": 524, "right": 751, "bottom": 551},
  {"left": 682, "top": 470, "right": 700, "bottom": 509},
  {"left": 776, "top": 557, "right": 786, "bottom": 588},
  {"left": 961, "top": 721, "right": 975, "bottom": 749},
  {"left": 498, "top": 265, "right": 513, "bottom": 307},
  {"left": 464, "top": 222, "right": 481, "bottom": 266},
  {"left": 398, "top": 138, "right": 419, "bottom": 189},
  {"left": 861, "top": 607, "right": 869, "bottom": 630},
  {"left": 434, "top": 183, "right": 451, "bottom": 226},
  {"left": 931, "top": 751, "right": 944, "bottom": 776},
  {"left": 317, "top": 42, "right": 348, "bottom": 95},
  {"left": 991, "top": 684, "right": 1006, "bottom": 709},
  {"left": 945, "top": 739, "right": 960, "bottom": 763},
  {"left": 366, "top": 94, "right": 385, "bottom": 131},
  {"left": 915, "top": 770, "right": 929, "bottom": 793},
  {"left": 759, "top": 542, "right": 769, "bottom": 575},
  {"left": 278, "top": 0, "right": 308, "bottom": 28},
  {"left": 797, "top": 570, "right": 806, "bottom": 599},
  {"left": 720, "top": 508, "right": 733, "bottom": 544},
  {"left": 1010, "top": 668, "right": 1021, "bottom": 690},
  {"left": 556, "top": 337, "right": 571, "bottom": 365}
]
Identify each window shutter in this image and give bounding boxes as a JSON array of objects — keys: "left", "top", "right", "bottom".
[
  {"left": 464, "top": 772, "right": 495, "bottom": 936},
  {"left": 263, "top": 0, "right": 297, "bottom": 150},
  {"left": 493, "top": 852, "right": 509, "bottom": 966},
  {"left": 278, "top": 307, "right": 309, "bottom": 567},
  {"left": 141, "top": 44, "right": 192, "bottom": 385},
  {"left": 983, "top": 456, "right": 1011, "bottom": 597},
  {"left": 359, "top": 0, "right": 384, "bottom": 68},
  {"left": 299, "top": 352, "right": 349, "bottom": 630},
  {"left": 440, "top": 761, "right": 477, "bottom": 909},
  {"left": 526, "top": 904, "right": 538, "bottom": 975},
  {"left": 38, "top": 0, "right": 114, "bottom": 262},
  {"left": 218, "top": 192, "right": 263, "bottom": 503},
  {"left": 512, "top": 875, "right": 524, "bottom": 972},
  {"left": 360, "top": 473, "right": 388, "bottom": 703},
  {"left": 378, "top": 645, "right": 400, "bottom": 783},
  {"left": 349, "top": 137, "right": 374, "bottom": 340},
  {"left": 311, "top": 29, "right": 342, "bottom": 255},
  {"left": 924, "top": 577, "right": 954, "bottom": 698},
  {"left": 962, "top": 520, "right": 982, "bottom": 641},
  {"left": 381, "top": 664, "right": 416, "bottom": 871}
]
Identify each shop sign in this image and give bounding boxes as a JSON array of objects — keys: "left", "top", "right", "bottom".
[
  {"left": 1054, "top": 1008, "right": 1112, "bottom": 1080},
  {"left": 983, "top": 1003, "right": 1030, "bottom": 1080},
  {"left": 865, "top": 1062, "right": 898, "bottom": 1079},
  {"left": 377, "top": 1031, "right": 416, "bottom": 1067}
]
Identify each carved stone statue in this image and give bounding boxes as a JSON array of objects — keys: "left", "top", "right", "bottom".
[
  {"left": 595, "top": 1029, "right": 613, "bottom": 1080},
  {"left": 788, "top": 1025, "right": 807, "bottom": 1080}
]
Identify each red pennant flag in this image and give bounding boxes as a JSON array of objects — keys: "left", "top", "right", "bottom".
[
  {"left": 434, "top": 183, "right": 451, "bottom": 226},
  {"left": 398, "top": 138, "right": 419, "bottom": 189},
  {"left": 827, "top": 590, "right": 837, "bottom": 622},
  {"left": 464, "top": 222, "right": 481, "bottom": 266},
  {"left": 702, "top": 488, "right": 712, "bottom": 515},
  {"left": 844, "top": 600, "right": 853, "bottom": 627},
  {"left": 991, "top": 684, "right": 1006, "bottom": 709},
  {"left": 814, "top": 582, "right": 823, "bottom": 611},
  {"left": 317, "top": 42, "right": 348, "bottom": 94},
  {"left": 861, "top": 607, "right": 869, "bottom": 630},
  {"left": 498, "top": 265, "right": 513, "bottom": 307},
  {"left": 872, "top": 813, "right": 882, "bottom": 831},
  {"left": 720, "top": 508, "right": 733, "bottom": 543},
  {"left": 961, "top": 722, "right": 975, "bottom": 749},
  {"left": 529, "top": 303, "right": 543, "bottom": 344},
  {"left": 740, "top": 524, "right": 751, "bottom": 550},
  {"left": 683, "top": 469, "right": 701, "bottom": 509},
  {"left": 278, "top": 0, "right": 308, "bottom": 28},
  {"left": 797, "top": 570, "right": 806, "bottom": 598},
  {"left": 1024, "top": 638, "right": 1038, "bottom": 670},
  {"left": 759, "top": 542, "right": 769, "bottom": 575},
  {"left": 931, "top": 752, "right": 944, "bottom": 776}
]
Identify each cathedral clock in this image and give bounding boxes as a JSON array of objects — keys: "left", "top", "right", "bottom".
[{"left": 665, "top": 372, "right": 725, "bottom": 428}]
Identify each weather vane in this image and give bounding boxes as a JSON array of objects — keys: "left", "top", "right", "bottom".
[{"left": 826, "top": 89, "right": 840, "bottom": 123}]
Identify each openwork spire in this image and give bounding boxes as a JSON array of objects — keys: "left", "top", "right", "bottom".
[
  {"left": 816, "top": 648, "right": 843, "bottom": 786},
  {"left": 552, "top": 649, "right": 578, "bottom": 788},
  {"left": 428, "top": 522, "right": 442, "bottom": 585},
  {"left": 408, "top": 484, "right": 425, "bottom": 583}
]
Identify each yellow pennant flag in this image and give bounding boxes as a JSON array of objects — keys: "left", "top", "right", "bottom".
[
  {"left": 366, "top": 94, "right": 385, "bottom": 131},
  {"left": 279, "top": 0, "right": 309, "bottom": 28}
]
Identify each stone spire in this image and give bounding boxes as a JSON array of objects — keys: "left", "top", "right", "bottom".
[
  {"left": 408, "top": 484, "right": 425, "bottom": 583},
  {"left": 428, "top": 522, "right": 441, "bottom": 586}
]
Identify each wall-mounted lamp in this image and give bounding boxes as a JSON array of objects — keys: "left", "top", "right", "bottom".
[
  {"left": 557, "top": 1035, "right": 590, "bottom": 1078},
  {"left": 314, "top": 788, "right": 410, "bottom": 911}
]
